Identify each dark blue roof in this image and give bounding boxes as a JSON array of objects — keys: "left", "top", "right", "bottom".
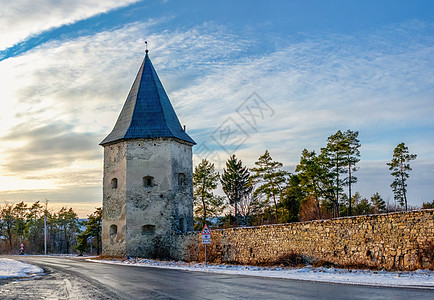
[{"left": 100, "top": 52, "right": 195, "bottom": 145}]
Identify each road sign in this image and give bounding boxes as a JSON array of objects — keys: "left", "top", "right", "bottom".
[
  {"left": 201, "top": 225, "right": 211, "bottom": 245},
  {"left": 201, "top": 225, "right": 212, "bottom": 265},
  {"left": 202, "top": 234, "right": 211, "bottom": 244},
  {"left": 201, "top": 224, "right": 211, "bottom": 235}
]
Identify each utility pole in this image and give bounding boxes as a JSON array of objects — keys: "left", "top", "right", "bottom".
[{"left": 44, "top": 199, "right": 48, "bottom": 255}]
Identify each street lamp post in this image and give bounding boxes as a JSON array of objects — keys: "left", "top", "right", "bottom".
[{"left": 44, "top": 199, "right": 48, "bottom": 255}]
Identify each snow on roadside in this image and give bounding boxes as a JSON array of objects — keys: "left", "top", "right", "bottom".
[
  {"left": 91, "top": 258, "right": 434, "bottom": 289},
  {"left": 0, "top": 258, "right": 44, "bottom": 279}
]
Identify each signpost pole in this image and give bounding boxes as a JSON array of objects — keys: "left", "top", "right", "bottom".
[{"left": 201, "top": 224, "right": 211, "bottom": 267}]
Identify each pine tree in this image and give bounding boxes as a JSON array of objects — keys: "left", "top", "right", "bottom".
[
  {"left": 370, "top": 192, "right": 386, "bottom": 213},
  {"left": 321, "top": 131, "right": 347, "bottom": 218},
  {"left": 251, "top": 150, "right": 288, "bottom": 222},
  {"left": 295, "top": 149, "right": 330, "bottom": 220},
  {"left": 221, "top": 155, "right": 252, "bottom": 224},
  {"left": 25, "top": 201, "right": 45, "bottom": 253},
  {"left": 387, "top": 142, "right": 416, "bottom": 211},
  {"left": 57, "top": 207, "right": 79, "bottom": 254},
  {"left": 12, "top": 202, "right": 28, "bottom": 243},
  {"left": 0, "top": 204, "right": 15, "bottom": 250},
  {"left": 281, "top": 174, "right": 304, "bottom": 223},
  {"left": 193, "top": 159, "right": 225, "bottom": 229},
  {"left": 76, "top": 208, "right": 102, "bottom": 255},
  {"left": 354, "top": 195, "right": 372, "bottom": 216},
  {"left": 320, "top": 130, "right": 361, "bottom": 217},
  {"left": 342, "top": 130, "right": 361, "bottom": 216}
]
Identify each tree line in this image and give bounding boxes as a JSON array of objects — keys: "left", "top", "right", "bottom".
[
  {"left": 0, "top": 129, "right": 425, "bottom": 252},
  {"left": 0, "top": 202, "right": 101, "bottom": 255},
  {"left": 194, "top": 129, "right": 422, "bottom": 229}
]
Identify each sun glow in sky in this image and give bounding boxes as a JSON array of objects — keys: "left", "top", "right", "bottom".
[{"left": 1, "top": 0, "right": 433, "bottom": 217}]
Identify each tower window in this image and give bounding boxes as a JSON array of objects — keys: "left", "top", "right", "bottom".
[
  {"left": 110, "top": 224, "right": 117, "bottom": 236},
  {"left": 143, "top": 176, "right": 154, "bottom": 187},
  {"left": 178, "top": 173, "right": 186, "bottom": 186},
  {"left": 179, "top": 217, "right": 186, "bottom": 233},
  {"left": 142, "top": 224, "right": 156, "bottom": 235},
  {"left": 111, "top": 178, "right": 118, "bottom": 189}
]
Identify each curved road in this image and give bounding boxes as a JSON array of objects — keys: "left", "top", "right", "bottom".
[{"left": 1, "top": 256, "right": 432, "bottom": 299}]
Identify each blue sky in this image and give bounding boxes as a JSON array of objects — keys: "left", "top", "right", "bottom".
[{"left": 0, "top": 0, "right": 433, "bottom": 216}]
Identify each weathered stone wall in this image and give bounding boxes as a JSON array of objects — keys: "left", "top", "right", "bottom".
[
  {"left": 102, "top": 142, "right": 127, "bottom": 256},
  {"left": 172, "top": 210, "right": 434, "bottom": 270},
  {"left": 102, "top": 137, "right": 194, "bottom": 258},
  {"left": 124, "top": 138, "right": 193, "bottom": 257}
]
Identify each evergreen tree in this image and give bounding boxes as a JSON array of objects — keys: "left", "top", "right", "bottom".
[
  {"left": 193, "top": 159, "right": 225, "bottom": 229},
  {"left": 295, "top": 149, "right": 332, "bottom": 219},
  {"left": 76, "top": 208, "right": 102, "bottom": 255},
  {"left": 370, "top": 192, "right": 386, "bottom": 213},
  {"left": 221, "top": 155, "right": 252, "bottom": 224},
  {"left": 0, "top": 204, "right": 15, "bottom": 250},
  {"left": 321, "top": 130, "right": 360, "bottom": 217},
  {"left": 387, "top": 142, "right": 416, "bottom": 211},
  {"left": 321, "top": 131, "right": 347, "bottom": 218},
  {"left": 0, "top": 202, "right": 83, "bottom": 255},
  {"left": 354, "top": 195, "right": 372, "bottom": 216},
  {"left": 57, "top": 207, "right": 79, "bottom": 254},
  {"left": 342, "top": 130, "right": 361, "bottom": 216},
  {"left": 25, "top": 201, "right": 45, "bottom": 253},
  {"left": 251, "top": 150, "right": 288, "bottom": 221},
  {"left": 12, "top": 202, "right": 28, "bottom": 243},
  {"left": 422, "top": 200, "right": 434, "bottom": 209},
  {"left": 281, "top": 174, "right": 304, "bottom": 223}
]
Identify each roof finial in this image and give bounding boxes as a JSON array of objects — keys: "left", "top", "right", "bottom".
[{"left": 145, "top": 41, "right": 148, "bottom": 54}]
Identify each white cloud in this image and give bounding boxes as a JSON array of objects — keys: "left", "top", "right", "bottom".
[
  {"left": 171, "top": 29, "right": 434, "bottom": 165},
  {"left": 0, "top": 0, "right": 140, "bottom": 50},
  {"left": 0, "top": 20, "right": 433, "bottom": 213},
  {"left": 0, "top": 21, "right": 250, "bottom": 210}
]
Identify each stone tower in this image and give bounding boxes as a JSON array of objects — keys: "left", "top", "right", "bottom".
[{"left": 100, "top": 50, "right": 195, "bottom": 258}]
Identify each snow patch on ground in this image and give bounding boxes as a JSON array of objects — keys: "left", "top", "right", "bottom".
[
  {"left": 0, "top": 258, "right": 44, "bottom": 279},
  {"left": 92, "top": 258, "right": 434, "bottom": 289}
]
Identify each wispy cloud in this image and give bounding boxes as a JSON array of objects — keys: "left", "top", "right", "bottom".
[
  {"left": 0, "top": 20, "right": 432, "bottom": 213},
  {"left": 0, "top": 0, "right": 140, "bottom": 50},
  {"left": 172, "top": 24, "right": 434, "bottom": 149},
  {"left": 0, "top": 21, "right": 249, "bottom": 202}
]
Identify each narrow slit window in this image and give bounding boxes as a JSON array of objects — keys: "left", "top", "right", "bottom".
[
  {"left": 111, "top": 178, "right": 118, "bottom": 189},
  {"left": 110, "top": 224, "right": 117, "bottom": 236},
  {"left": 143, "top": 176, "right": 154, "bottom": 187},
  {"left": 178, "top": 173, "right": 186, "bottom": 186},
  {"left": 179, "top": 217, "right": 185, "bottom": 233}
]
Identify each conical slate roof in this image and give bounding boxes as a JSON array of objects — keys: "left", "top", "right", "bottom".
[{"left": 100, "top": 51, "right": 195, "bottom": 146}]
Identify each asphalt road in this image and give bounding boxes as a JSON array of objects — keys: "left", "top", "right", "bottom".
[{"left": 1, "top": 256, "right": 433, "bottom": 300}]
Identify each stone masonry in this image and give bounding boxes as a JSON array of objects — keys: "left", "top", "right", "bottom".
[
  {"left": 102, "top": 138, "right": 193, "bottom": 258},
  {"left": 171, "top": 209, "right": 434, "bottom": 270}
]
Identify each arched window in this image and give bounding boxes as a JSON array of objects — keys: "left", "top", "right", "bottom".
[
  {"left": 110, "top": 224, "right": 117, "bottom": 237},
  {"left": 178, "top": 173, "right": 186, "bottom": 186},
  {"left": 111, "top": 178, "right": 118, "bottom": 189},
  {"left": 142, "top": 224, "right": 156, "bottom": 235},
  {"left": 143, "top": 176, "right": 154, "bottom": 187},
  {"left": 179, "top": 217, "right": 186, "bottom": 233}
]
